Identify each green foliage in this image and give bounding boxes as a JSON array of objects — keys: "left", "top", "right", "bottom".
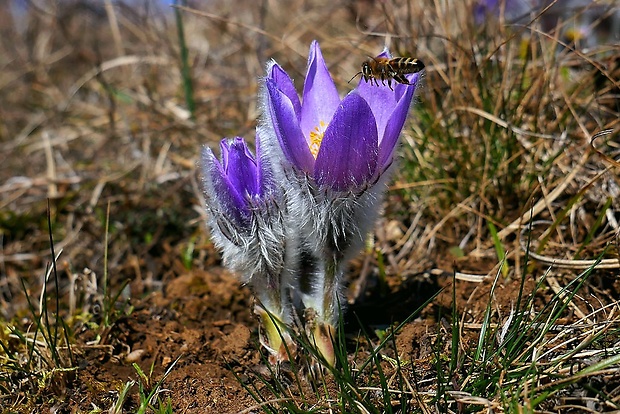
[
  {"left": 133, "top": 357, "right": 180, "bottom": 414},
  {"left": 0, "top": 214, "right": 77, "bottom": 408},
  {"left": 174, "top": 0, "right": 196, "bottom": 120}
]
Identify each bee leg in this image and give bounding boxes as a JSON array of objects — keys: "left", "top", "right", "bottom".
[
  {"left": 394, "top": 74, "right": 410, "bottom": 85},
  {"left": 382, "top": 72, "right": 390, "bottom": 87},
  {"left": 388, "top": 79, "right": 394, "bottom": 91}
]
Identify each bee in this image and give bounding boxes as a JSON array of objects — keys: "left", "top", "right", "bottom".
[{"left": 349, "top": 56, "right": 425, "bottom": 90}]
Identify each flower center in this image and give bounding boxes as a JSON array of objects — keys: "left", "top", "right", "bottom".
[{"left": 309, "top": 121, "right": 327, "bottom": 159}]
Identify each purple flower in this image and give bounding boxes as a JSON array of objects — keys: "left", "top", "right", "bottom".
[
  {"left": 200, "top": 137, "right": 297, "bottom": 363},
  {"left": 201, "top": 137, "right": 271, "bottom": 229},
  {"left": 263, "top": 41, "right": 420, "bottom": 192},
  {"left": 201, "top": 41, "right": 422, "bottom": 367},
  {"left": 200, "top": 135, "right": 288, "bottom": 286},
  {"left": 257, "top": 41, "right": 422, "bottom": 366}
]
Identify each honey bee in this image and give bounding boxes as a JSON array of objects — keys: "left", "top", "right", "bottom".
[{"left": 349, "top": 56, "right": 425, "bottom": 90}]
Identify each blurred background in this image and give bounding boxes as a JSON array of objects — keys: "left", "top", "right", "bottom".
[{"left": 0, "top": 0, "right": 619, "bottom": 412}]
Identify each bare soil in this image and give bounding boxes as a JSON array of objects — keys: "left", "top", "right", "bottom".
[
  {"left": 76, "top": 268, "right": 259, "bottom": 413},
  {"left": 18, "top": 256, "right": 618, "bottom": 413}
]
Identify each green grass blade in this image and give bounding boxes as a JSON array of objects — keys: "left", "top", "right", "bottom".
[
  {"left": 174, "top": 0, "right": 195, "bottom": 120},
  {"left": 488, "top": 221, "right": 508, "bottom": 277}
]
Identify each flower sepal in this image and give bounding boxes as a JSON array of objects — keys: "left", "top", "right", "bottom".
[
  {"left": 255, "top": 303, "right": 298, "bottom": 365},
  {"left": 304, "top": 307, "right": 336, "bottom": 367}
]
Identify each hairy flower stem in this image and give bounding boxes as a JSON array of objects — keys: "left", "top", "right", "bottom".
[
  {"left": 304, "top": 253, "right": 341, "bottom": 367},
  {"left": 256, "top": 269, "right": 299, "bottom": 363},
  {"left": 322, "top": 253, "right": 341, "bottom": 326}
]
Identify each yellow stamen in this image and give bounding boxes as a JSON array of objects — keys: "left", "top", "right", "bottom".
[{"left": 309, "top": 121, "right": 327, "bottom": 159}]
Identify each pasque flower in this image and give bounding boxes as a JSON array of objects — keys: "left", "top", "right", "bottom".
[
  {"left": 262, "top": 41, "right": 418, "bottom": 191},
  {"left": 201, "top": 41, "right": 420, "bottom": 368},
  {"left": 259, "top": 41, "right": 421, "bottom": 365},
  {"left": 200, "top": 136, "right": 296, "bottom": 363}
]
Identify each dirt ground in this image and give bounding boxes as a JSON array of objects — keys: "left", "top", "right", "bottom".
[
  {"left": 19, "top": 253, "right": 617, "bottom": 413},
  {"left": 76, "top": 268, "right": 259, "bottom": 412}
]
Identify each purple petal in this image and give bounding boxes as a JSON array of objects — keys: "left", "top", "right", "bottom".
[
  {"left": 315, "top": 93, "right": 378, "bottom": 191},
  {"left": 267, "top": 61, "right": 301, "bottom": 119},
  {"left": 379, "top": 74, "right": 418, "bottom": 169},
  {"left": 222, "top": 137, "right": 260, "bottom": 198},
  {"left": 356, "top": 76, "right": 401, "bottom": 141},
  {"left": 378, "top": 74, "right": 419, "bottom": 169},
  {"left": 265, "top": 78, "right": 315, "bottom": 173},
  {"left": 201, "top": 145, "right": 248, "bottom": 224},
  {"left": 300, "top": 41, "right": 340, "bottom": 140},
  {"left": 377, "top": 48, "right": 391, "bottom": 59}
]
